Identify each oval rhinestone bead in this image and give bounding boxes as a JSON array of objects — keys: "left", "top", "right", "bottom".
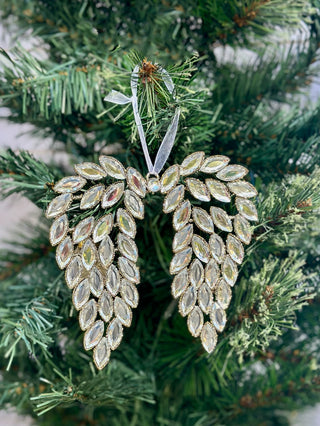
[
  {"left": 74, "top": 162, "right": 106, "bottom": 180},
  {"left": 106, "top": 265, "right": 121, "bottom": 296},
  {"left": 107, "top": 318, "right": 123, "bottom": 350},
  {"left": 73, "top": 278, "right": 90, "bottom": 310},
  {"left": 120, "top": 279, "right": 139, "bottom": 308},
  {"left": 79, "top": 299, "right": 97, "bottom": 331},
  {"left": 209, "top": 233, "right": 226, "bottom": 264},
  {"left": 222, "top": 256, "right": 238, "bottom": 287},
  {"left": 50, "top": 214, "right": 68, "bottom": 246},
  {"left": 73, "top": 217, "right": 94, "bottom": 244},
  {"left": 118, "top": 257, "right": 140, "bottom": 283},
  {"left": 173, "top": 200, "right": 191, "bottom": 231},
  {"left": 215, "top": 279, "right": 232, "bottom": 309},
  {"left": 114, "top": 296, "right": 132, "bottom": 327},
  {"left": 99, "top": 236, "right": 114, "bottom": 268},
  {"left": 102, "top": 182, "right": 125, "bottom": 208},
  {"left": 98, "top": 290, "right": 114, "bottom": 322},
  {"left": 93, "top": 214, "right": 113, "bottom": 243},
  {"left": 198, "top": 283, "right": 213, "bottom": 314},
  {"left": 180, "top": 151, "right": 205, "bottom": 176},
  {"left": 210, "top": 206, "right": 233, "bottom": 232},
  {"left": 117, "top": 233, "right": 138, "bottom": 262},
  {"left": 227, "top": 234, "right": 244, "bottom": 264},
  {"left": 80, "top": 185, "right": 104, "bottom": 210},
  {"left": 99, "top": 155, "right": 126, "bottom": 179},
  {"left": 171, "top": 268, "right": 189, "bottom": 299},
  {"left": 210, "top": 302, "right": 226, "bottom": 333},
  {"left": 170, "top": 247, "right": 192, "bottom": 274},
  {"left": 93, "top": 337, "right": 111, "bottom": 370},
  {"left": 189, "top": 259, "right": 204, "bottom": 288},
  {"left": 160, "top": 164, "right": 180, "bottom": 193},
  {"left": 234, "top": 214, "right": 252, "bottom": 245},
  {"left": 126, "top": 167, "right": 147, "bottom": 198},
  {"left": 89, "top": 267, "right": 104, "bottom": 297},
  {"left": 187, "top": 306, "right": 204, "bottom": 337},
  {"left": 124, "top": 190, "right": 144, "bottom": 219},
  {"left": 56, "top": 236, "right": 73, "bottom": 269},
  {"left": 163, "top": 184, "right": 185, "bottom": 213},
  {"left": 192, "top": 235, "right": 210, "bottom": 263},
  {"left": 236, "top": 198, "right": 258, "bottom": 222},
  {"left": 179, "top": 286, "right": 197, "bottom": 317},
  {"left": 65, "top": 256, "right": 83, "bottom": 289},
  {"left": 186, "top": 178, "right": 210, "bottom": 202},
  {"left": 54, "top": 176, "right": 87, "bottom": 194},
  {"left": 200, "top": 155, "right": 230, "bottom": 174},
  {"left": 117, "top": 208, "right": 136, "bottom": 238},
  {"left": 205, "top": 259, "right": 220, "bottom": 289},
  {"left": 84, "top": 320, "right": 104, "bottom": 350},
  {"left": 228, "top": 181, "right": 257, "bottom": 198},
  {"left": 192, "top": 207, "right": 214, "bottom": 233},
  {"left": 81, "top": 239, "right": 96, "bottom": 270},
  {"left": 201, "top": 322, "right": 218, "bottom": 353},
  {"left": 46, "top": 193, "right": 72, "bottom": 219},
  {"left": 172, "top": 224, "right": 193, "bottom": 253},
  {"left": 216, "top": 164, "right": 248, "bottom": 182},
  {"left": 206, "top": 179, "right": 231, "bottom": 203}
]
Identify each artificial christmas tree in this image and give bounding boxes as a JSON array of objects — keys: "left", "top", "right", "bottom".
[{"left": 0, "top": 1, "right": 320, "bottom": 425}]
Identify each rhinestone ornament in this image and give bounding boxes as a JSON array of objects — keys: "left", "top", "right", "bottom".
[
  {"left": 53, "top": 176, "right": 86, "bottom": 194},
  {"left": 192, "top": 207, "right": 214, "bottom": 233},
  {"left": 73, "top": 217, "right": 94, "bottom": 244},
  {"left": 187, "top": 306, "right": 204, "bottom": 337},
  {"left": 99, "top": 156, "right": 126, "bottom": 179},
  {"left": 46, "top": 193, "right": 72, "bottom": 219},
  {"left": 93, "top": 214, "right": 113, "bottom": 243},
  {"left": 75, "top": 163, "right": 106, "bottom": 180},
  {"left": 186, "top": 178, "right": 210, "bottom": 202},
  {"left": 102, "top": 182, "right": 124, "bottom": 208},
  {"left": 50, "top": 214, "right": 69, "bottom": 246},
  {"left": 160, "top": 165, "right": 180, "bottom": 193},
  {"left": 47, "top": 151, "right": 257, "bottom": 368},
  {"left": 172, "top": 224, "right": 193, "bottom": 252},
  {"left": 171, "top": 269, "right": 189, "bottom": 298},
  {"left": 80, "top": 185, "right": 104, "bottom": 209}
]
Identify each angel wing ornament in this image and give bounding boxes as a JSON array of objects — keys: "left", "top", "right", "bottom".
[{"left": 46, "top": 65, "right": 258, "bottom": 369}]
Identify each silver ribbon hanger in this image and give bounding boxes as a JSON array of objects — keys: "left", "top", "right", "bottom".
[{"left": 104, "top": 65, "right": 181, "bottom": 175}]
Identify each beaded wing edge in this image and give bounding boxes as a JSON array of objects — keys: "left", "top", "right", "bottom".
[{"left": 46, "top": 152, "right": 258, "bottom": 369}]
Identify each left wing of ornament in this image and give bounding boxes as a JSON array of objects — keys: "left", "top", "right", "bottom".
[{"left": 46, "top": 157, "right": 145, "bottom": 370}]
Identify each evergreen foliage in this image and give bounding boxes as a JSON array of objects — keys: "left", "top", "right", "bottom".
[{"left": 0, "top": 1, "right": 320, "bottom": 425}]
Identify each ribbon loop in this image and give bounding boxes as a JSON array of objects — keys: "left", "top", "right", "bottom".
[
  {"left": 104, "top": 64, "right": 180, "bottom": 174},
  {"left": 104, "top": 90, "right": 132, "bottom": 105}
]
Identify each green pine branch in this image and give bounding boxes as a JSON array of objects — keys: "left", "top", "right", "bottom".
[
  {"left": 197, "top": 0, "right": 316, "bottom": 44},
  {"left": 0, "top": 220, "right": 53, "bottom": 282},
  {"left": 0, "top": 47, "right": 109, "bottom": 121},
  {"left": 254, "top": 167, "right": 320, "bottom": 247},
  {"left": 29, "top": 361, "right": 155, "bottom": 416},
  {"left": 0, "top": 222, "right": 64, "bottom": 369},
  {"left": 212, "top": 38, "right": 320, "bottom": 113},
  {"left": 0, "top": 0, "right": 315, "bottom": 63},
  {"left": 229, "top": 253, "right": 313, "bottom": 357},
  {"left": 214, "top": 101, "right": 320, "bottom": 181},
  {"left": 0, "top": 149, "right": 58, "bottom": 206},
  {"left": 0, "top": 265, "right": 64, "bottom": 372}
]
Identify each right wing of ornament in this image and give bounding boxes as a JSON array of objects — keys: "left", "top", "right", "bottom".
[
  {"left": 46, "top": 156, "right": 146, "bottom": 369},
  {"left": 161, "top": 152, "right": 258, "bottom": 354}
]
